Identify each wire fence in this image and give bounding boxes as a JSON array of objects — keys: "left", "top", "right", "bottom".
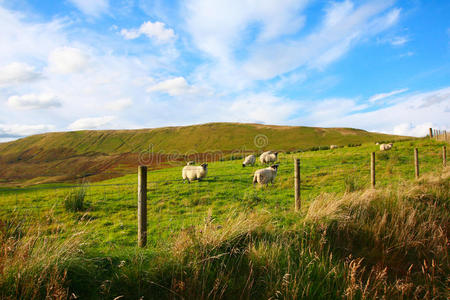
[{"left": 0, "top": 145, "right": 447, "bottom": 218}]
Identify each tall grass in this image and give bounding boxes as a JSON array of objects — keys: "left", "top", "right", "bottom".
[
  {"left": 306, "top": 167, "right": 449, "bottom": 299},
  {"left": 0, "top": 212, "right": 87, "bottom": 299},
  {"left": 1, "top": 169, "right": 448, "bottom": 299},
  {"left": 96, "top": 169, "right": 448, "bottom": 299}
]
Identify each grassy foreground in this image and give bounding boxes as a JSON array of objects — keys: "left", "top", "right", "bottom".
[
  {"left": 0, "top": 139, "right": 448, "bottom": 299},
  {"left": 1, "top": 168, "right": 448, "bottom": 299}
]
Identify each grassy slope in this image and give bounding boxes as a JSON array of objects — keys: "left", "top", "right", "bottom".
[
  {"left": 0, "top": 122, "right": 407, "bottom": 185},
  {"left": 0, "top": 138, "right": 448, "bottom": 299},
  {"left": 0, "top": 123, "right": 404, "bottom": 155}
]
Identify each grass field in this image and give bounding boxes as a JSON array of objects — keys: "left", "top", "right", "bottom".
[{"left": 0, "top": 138, "right": 448, "bottom": 299}]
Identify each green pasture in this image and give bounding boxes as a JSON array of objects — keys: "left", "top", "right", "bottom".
[{"left": 0, "top": 138, "right": 446, "bottom": 254}]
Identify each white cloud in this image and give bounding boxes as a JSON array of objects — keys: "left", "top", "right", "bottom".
[
  {"left": 68, "top": 116, "right": 115, "bottom": 130},
  {"left": 243, "top": 1, "right": 400, "bottom": 79},
  {"left": 105, "top": 98, "right": 133, "bottom": 111},
  {"left": 308, "top": 87, "right": 450, "bottom": 137},
  {"left": 185, "top": 0, "right": 307, "bottom": 60},
  {"left": 228, "top": 93, "right": 300, "bottom": 124},
  {"left": 121, "top": 21, "right": 176, "bottom": 43},
  {"left": 0, "top": 62, "right": 41, "bottom": 85},
  {"left": 0, "top": 6, "right": 67, "bottom": 65},
  {"left": 369, "top": 88, "right": 408, "bottom": 103},
  {"left": 184, "top": 0, "right": 400, "bottom": 88},
  {"left": 390, "top": 36, "right": 409, "bottom": 46},
  {"left": 67, "top": 0, "right": 109, "bottom": 17},
  {"left": 378, "top": 35, "right": 409, "bottom": 47},
  {"left": 299, "top": 98, "right": 368, "bottom": 125},
  {"left": 146, "top": 77, "right": 200, "bottom": 96},
  {"left": 7, "top": 93, "right": 61, "bottom": 109},
  {"left": 48, "top": 47, "right": 89, "bottom": 74},
  {"left": 391, "top": 122, "right": 435, "bottom": 137},
  {"left": 0, "top": 123, "right": 55, "bottom": 138}
]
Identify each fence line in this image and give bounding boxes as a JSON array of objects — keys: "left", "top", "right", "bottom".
[
  {"left": 430, "top": 127, "right": 449, "bottom": 142},
  {"left": 1, "top": 147, "right": 447, "bottom": 220},
  {"left": 0, "top": 150, "right": 443, "bottom": 193}
]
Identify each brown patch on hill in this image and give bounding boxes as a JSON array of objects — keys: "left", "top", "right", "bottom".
[{"left": 0, "top": 150, "right": 238, "bottom": 187}]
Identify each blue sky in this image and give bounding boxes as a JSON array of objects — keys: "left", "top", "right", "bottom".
[{"left": 0, "top": 0, "right": 449, "bottom": 141}]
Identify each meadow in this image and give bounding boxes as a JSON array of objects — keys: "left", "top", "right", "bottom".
[{"left": 0, "top": 138, "right": 448, "bottom": 299}]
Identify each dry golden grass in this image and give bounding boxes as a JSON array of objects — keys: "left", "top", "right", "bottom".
[
  {"left": 306, "top": 167, "right": 449, "bottom": 299},
  {"left": 0, "top": 212, "right": 87, "bottom": 299}
]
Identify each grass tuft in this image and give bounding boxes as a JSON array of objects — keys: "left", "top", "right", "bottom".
[{"left": 63, "top": 184, "right": 87, "bottom": 212}]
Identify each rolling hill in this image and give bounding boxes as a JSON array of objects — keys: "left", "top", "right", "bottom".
[{"left": 0, "top": 122, "right": 408, "bottom": 185}]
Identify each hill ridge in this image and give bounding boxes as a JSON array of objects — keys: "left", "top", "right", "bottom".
[{"left": 0, "top": 122, "right": 407, "bottom": 185}]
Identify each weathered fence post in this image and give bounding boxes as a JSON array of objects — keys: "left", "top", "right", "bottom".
[
  {"left": 138, "top": 165, "right": 147, "bottom": 247},
  {"left": 414, "top": 148, "right": 419, "bottom": 179},
  {"left": 294, "top": 158, "right": 300, "bottom": 212},
  {"left": 443, "top": 146, "right": 447, "bottom": 167},
  {"left": 429, "top": 128, "right": 433, "bottom": 138},
  {"left": 371, "top": 152, "right": 376, "bottom": 188}
]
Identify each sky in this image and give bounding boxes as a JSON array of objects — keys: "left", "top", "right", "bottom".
[{"left": 0, "top": 0, "right": 449, "bottom": 142}]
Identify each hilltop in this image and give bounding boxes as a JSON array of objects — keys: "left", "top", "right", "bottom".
[{"left": 0, "top": 122, "right": 407, "bottom": 185}]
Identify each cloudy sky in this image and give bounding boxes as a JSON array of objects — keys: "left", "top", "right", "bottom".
[{"left": 0, "top": 0, "right": 449, "bottom": 142}]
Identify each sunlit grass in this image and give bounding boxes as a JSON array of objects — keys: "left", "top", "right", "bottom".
[{"left": 0, "top": 138, "right": 446, "bottom": 254}]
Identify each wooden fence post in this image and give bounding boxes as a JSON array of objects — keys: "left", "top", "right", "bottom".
[
  {"left": 429, "top": 128, "right": 433, "bottom": 138},
  {"left": 443, "top": 146, "right": 447, "bottom": 167},
  {"left": 138, "top": 165, "right": 147, "bottom": 247},
  {"left": 371, "top": 152, "right": 376, "bottom": 188},
  {"left": 294, "top": 158, "right": 300, "bottom": 212},
  {"left": 414, "top": 148, "right": 419, "bottom": 179}
]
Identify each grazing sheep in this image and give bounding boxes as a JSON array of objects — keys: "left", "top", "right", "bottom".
[
  {"left": 253, "top": 164, "right": 279, "bottom": 185},
  {"left": 376, "top": 142, "right": 380, "bottom": 145},
  {"left": 182, "top": 163, "right": 208, "bottom": 183},
  {"left": 186, "top": 161, "right": 195, "bottom": 165},
  {"left": 380, "top": 143, "right": 393, "bottom": 151},
  {"left": 259, "top": 151, "right": 278, "bottom": 164},
  {"left": 242, "top": 154, "right": 256, "bottom": 167},
  {"left": 330, "top": 145, "right": 338, "bottom": 149}
]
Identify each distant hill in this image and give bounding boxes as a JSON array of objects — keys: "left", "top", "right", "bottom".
[{"left": 0, "top": 122, "right": 407, "bottom": 185}]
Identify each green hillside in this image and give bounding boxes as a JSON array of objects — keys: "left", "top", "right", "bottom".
[{"left": 0, "top": 122, "right": 408, "bottom": 185}]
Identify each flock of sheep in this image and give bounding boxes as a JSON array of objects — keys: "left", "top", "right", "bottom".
[
  {"left": 182, "top": 151, "right": 279, "bottom": 185},
  {"left": 181, "top": 142, "right": 394, "bottom": 185}
]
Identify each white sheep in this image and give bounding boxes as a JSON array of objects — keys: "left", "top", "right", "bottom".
[
  {"left": 259, "top": 151, "right": 278, "bottom": 164},
  {"left": 330, "top": 145, "right": 338, "bottom": 149},
  {"left": 182, "top": 163, "right": 208, "bottom": 183},
  {"left": 253, "top": 164, "right": 279, "bottom": 185},
  {"left": 380, "top": 143, "right": 393, "bottom": 151},
  {"left": 242, "top": 154, "right": 256, "bottom": 167}
]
